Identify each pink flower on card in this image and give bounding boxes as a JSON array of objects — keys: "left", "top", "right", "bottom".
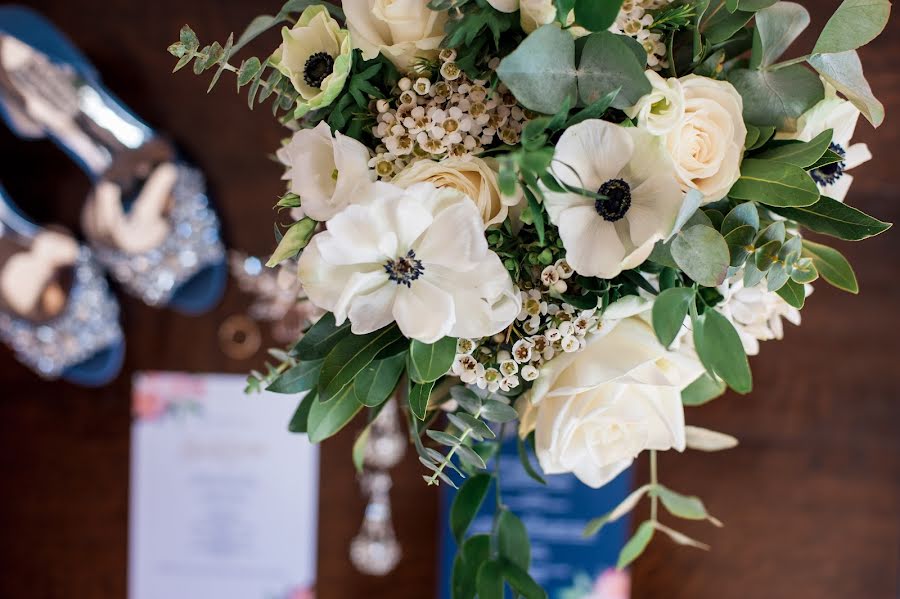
[
  {"left": 589, "top": 568, "right": 630, "bottom": 599},
  {"left": 132, "top": 391, "right": 166, "bottom": 421},
  {"left": 287, "top": 587, "right": 314, "bottom": 599}
]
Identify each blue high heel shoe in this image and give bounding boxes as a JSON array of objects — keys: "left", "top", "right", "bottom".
[
  {"left": 0, "top": 184, "right": 124, "bottom": 386},
  {"left": 0, "top": 6, "right": 226, "bottom": 315}
]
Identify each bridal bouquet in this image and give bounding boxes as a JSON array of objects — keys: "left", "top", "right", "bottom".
[{"left": 170, "top": 0, "right": 891, "bottom": 594}]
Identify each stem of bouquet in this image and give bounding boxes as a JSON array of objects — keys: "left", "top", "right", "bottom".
[
  {"left": 489, "top": 422, "right": 508, "bottom": 559},
  {"left": 650, "top": 450, "right": 659, "bottom": 523}
]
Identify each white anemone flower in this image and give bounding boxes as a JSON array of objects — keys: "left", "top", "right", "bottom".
[
  {"left": 297, "top": 182, "right": 521, "bottom": 343},
  {"left": 780, "top": 84, "right": 873, "bottom": 202},
  {"left": 277, "top": 121, "right": 375, "bottom": 221},
  {"left": 543, "top": 119, "right": 684, "bottom": 279}
]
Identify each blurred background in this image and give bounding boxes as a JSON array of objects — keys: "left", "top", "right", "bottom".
[{"left": 0, "top": 1, "right": 897, "bottom": 597}]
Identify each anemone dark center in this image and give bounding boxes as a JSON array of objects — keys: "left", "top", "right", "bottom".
[
  {"left": 303, "top": 52, "right": 334, "bottom": 88},
  {"left": 384, "top": 250, "right": 424, "bottom": 287},
  {"left": 810, "top": 142, "right": 847, "bottom": 186},
  {"left": 596, "top": 178, "right": 632, "bottom": 222}
]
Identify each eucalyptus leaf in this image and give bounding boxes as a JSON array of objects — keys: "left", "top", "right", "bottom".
[
  {"left": 496, "top": 25, "right": 577, "bottom": 114},
  {"left": 655, "top": 486, "right": 721, "bottom": 525},
  {"left": 729, "top": 159, "right": 820, "bottom": 207},
  {"left": 750, "top": 1, "right": 809, "bottom": 68},
  {"left": 694, "top": 309, "right": 752, "bottom": 394},
  {"left": 802, "top": 239, "right": 858, "bottom": 293},
  {"left": 617, "top": 521, "right": 655, "bottom": 569},
  {"left": 721, "top": 202, "right": 760, "bottom": 235},
  {"left": 652, "top": 287, "right": 695, "bottom": 348},
  {"left": 574, "top": 0, "right": 624, "bottom": 31},
  {"left": 812, "top": 0, "right": 891, "bottom": 55},
  {"left": 704, "top": 8, "right": 753, "bottom": 44},
  {"left": 480, "top": 399, "right": 519, "bottom": 423},
  {"left": 808, "top": 50, "right": 885, "bottom": 127},
  {"left": 775, "top": 277, "right": 806, "bottom": 308},
  {"left": 583, "top": 484, "right": 653, "bottom": 537},
  {"left": 671, "top": 225, "right": 730, "bottom": 287},
  {"left": 728, "top": 66, "right": 824, "bottom": 129},
  {"left": 724, "top": 225, "right": 757, "bottom": 267},
  {"left": 577, "top": 31, "right": 651, "bottom": 109}
]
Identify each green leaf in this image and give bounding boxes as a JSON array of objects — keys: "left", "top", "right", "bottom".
[
  {"left": 801, "top": 239, "right": 858, "bottom": 293},
  {"left": 771, "top": 196, "right": 891, "bottom": 241},
  {"left": 456, "top": 443, "right": 487, "bottom": 470},
  {"left": 775, "top": 277, "right": 806, "bottom": 308},
  {"left": 523, "top": 186, "right": 546, "bottom": 245},
  {"left": 451, "top": 473, "right": 492, "bottom": 543},
  {"left": 724, "top": 225, "right": 757, "bottom": 267},
  {"left": 353, "top": 352, "right": 407, "bottom": 407},
  {"left": 409, "top": 379, "right": 435, "bottom": 421},
  {"left": 566, "top": 87, "right": 620, "bottom": 128},
  {"left": 748, "top": 125, "right": 776, "bottom": 151},
  {"left": 500, "top": 559, "right": 548, "bottom": 599},
  {"left": 408, "top": 337, "right": 457, "bottom": 384},
  {"left": 577, "top": 31, "right": 651, "bottom": 109},
  {"left": 755, "top": 239, "right": 782, "bottom": 270},
  {"left": 574, "top": 0, "right": 624, "bottom": 31},
  {"left": 729, "top": 159, "right": 820, "bottom": 207},
  {"left": 728, "top": 66, "right": 824, "bottom": 129},
  {"left": 480, "top": 399, "right": 518, "bottom": 423},
  {"left": 813, "top": 0, "right": 891, "bottom": 55},
  {"left": 617, "top": 521, "right": 655, "bottom": 569},
  {"left": 496, "top": 25, "right": 577, "bottom": 114},
  {"left": 453, "top": 535, "right": 491, "bottom": 599},
  {"left": 267, "top": 359, "right": 322, "bottom": 394},
  {"left": 738, "top": 0, "right": 778, "bottom": 9},
  {"left": 721, "top": 202, "right": 760, "bottom": 235},
  {"left": 266, "top": 218, "right": 316, "bottom": 266},
  {"left": 476, "top": 561, "right": 504, "bottom": 599},
  {"left": 351, "top": 402, "right": 389, "bottom": 473},
  {"left": 583, "top": 484, "right": 653, "bottom": 538},
  {"left": 318, "top": 326, "right": 403, "bottom": 401},
  {"left": 755, "top": 129, "right": 833, "bottom": 168},
  {"left": 808, "top": 50, "right": 885, "bottom": 127},
  {"left": 704, "top": 8, "right": 753, "bottom": 44},
  {"left": 292, "top": 313, "right": 351, "bottom": 360},
  {"left": 671, "top": 225, "right": 730, "bottom": 287},
  {"left": 287, "top": 390, "right": 316, "bottom": 433},
  {"left": 652, "top": 287, "right": 695, "bottom": 348},
  {"left": 498, "top": 509, "right": 531, "bottom": 569},
  {"left": 307, "top": 386, "right": 362, "bottom": 443},
  {"left": 655, "top": 486, "right": 721, "bottom": 525},
  {"left": 750, "top": 1, "right": 810, "bottom": 68},
  {"left": 694, "top": 309, "right": 752, "bottom": 394},
  {"left": 449, "top": 412, "right": 495, "bottom": 441},
  {"left": 517, "top": 435, "right": 546, "bottom": 485},
  {"left": 682, "top": 373, "right": 728, "bottom": 406}
]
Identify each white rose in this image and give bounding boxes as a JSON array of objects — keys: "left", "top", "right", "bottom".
[
  {"left": 518, "top": 316, "right": 704, "bottom": 488},
  {"left": 344, "top": 0, "right": 447, "bottom": 70},
  {"left": 276, "top": 121, "right": 375, "bottom": 221},
  {"left": 391, "top": 157, "right": 521, "bottom": 228},
  {"left": 626, "top": 70, "right": 685, "bottom": 136},
  {"left": 485, "top": 0, "right": 558, "bottom": 33},
  {"left": 664, "top": 75, "right": 746, "bottom": 204}
]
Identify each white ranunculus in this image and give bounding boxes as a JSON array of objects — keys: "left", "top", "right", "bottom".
[
  {"left": 777, "top": 83, "right": 872, "bottom": 202},
  {"left": 518, "top": 316, "right": 704, "bottom": 488},
  {"left": 717, "top": 274, "right": 808, "bottom": 356},
  {"left": 665, "top": 75, "right": 746, "bottom": 204},
  {"left": 391, "top": 157, "right": 521, "bottom": 228},
  {"left": 276, "top": 121, "right": 375, "bottom": 221},
  {"left": 297, "top": 182, "right": 520, "bottom": 343},
  {"left": 543, "top": 119, "right": 684, "bottom": 279},
  {"left": 343, "top": 0, "right": 447, "bottom": 70},
  {"left": 626, "top": 70, "right": 685, "bottom": 136}
]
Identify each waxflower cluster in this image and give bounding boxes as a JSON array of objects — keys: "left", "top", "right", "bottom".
[
  {"left": 368, "top": 52, "right": 531, "bottom": 179},
  {"left": 611, "top": 0, "right": 674, "bottom": 70}
]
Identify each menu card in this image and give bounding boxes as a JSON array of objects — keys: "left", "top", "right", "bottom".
[{"left": 129, "top": 372, "right": 318, "bottom": 599}]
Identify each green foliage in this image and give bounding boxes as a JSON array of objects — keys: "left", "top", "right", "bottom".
[
  {"left": 754, "top": 129, "right": 833, "bottom": 168},
  {"left": 292, "top": 313, "right": 351, "bottom": 360},
  {"left": 288, "top": 390, "right": 316, "bottom": 433},
  {"left": 729, "top": 159, "right": 820, "bottom": 207},
  {"left": 577, "top": 32, "right": 653, "bottom": 109},
  {"left": 496, "top": 25, "right": 577, "bottom": 115},
  {"left": 652, "top": 287, "right": 696, "bottom": 348},
  {"left": 354, "top": 352, "right": 407, "bottom": 407},
  {"left": 266, "top": 359, "right": 322, "bottom": 394},
  {"left": 728, "top": 66, "right": 824, "bottom": 130},
  {"left": 812, "top": 0, "right": 891, "bottom": 55},
  {"left": 409, "top": 379, "right": 435, "bottom": 421},
  {"left": 574, "top": 0, "right": 624, "bottom": 32},
  {"left": 654, "top": 486, "right": 721, "bottom": 525},
  {"left": 318, "top": 325, "right": 403, "bottom": 401},
  {"left": 808, "top": 51, "right": 885, "bottom": 128},
  {"left": 693, "top": 308, "right": 752, "bottom": 394},
  {"left": 771, "top": 196, "right": 892, "bottom": 241},
  {"left": 408, "top": 337, "right": 458, "bottom": 384},
  {"left": 451, "top": 474, "right": 493, "bottom": 542},
  {"left": 749, "top": 1, "right": 809, "bottom": 69},
  {"left": 307, "top": 385, "right": 362, "bottom": 443},
  {"left": 802, "top": 239, "right": 859, "bottom": 293},
  {"left": 671, "top": 225, "right": 730, "bottom": 287},
  {"left": 682, "top": 372, "right": 727, "bottom": 406},
  {"left": 517, "top": 434, "right": 546, "bottom": 485},
  {"left": 617, "top": 521, "right": 655, "bottom": 569},
  {"left": 498, "top": 509, "right": 531, "bottom": 568}
]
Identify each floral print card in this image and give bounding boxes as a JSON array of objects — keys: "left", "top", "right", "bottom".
[{"left": 128, "top": 372, "right": 318, "bottom": 599}]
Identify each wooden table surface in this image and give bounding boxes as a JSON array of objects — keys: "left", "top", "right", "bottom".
[{"left": 0, "top": 1, "right": 897, "bottom": 597}]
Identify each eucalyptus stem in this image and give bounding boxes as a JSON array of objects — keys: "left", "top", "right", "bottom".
[
  {"left": 425, "top": 407, "right": 483, "bottom": 486},
  {"left": 490, "top": 422, "right": 508, "bottom": 558},
  {"left": 766, "top": 54, "right": 811, "bottom": 71},
  {"left": 650, "top": 449, "right": 659, "bottom": 522}
]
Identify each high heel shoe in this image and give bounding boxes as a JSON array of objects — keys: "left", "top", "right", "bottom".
[
  {"left": 0, "top": 183, "right": 123, "bottom": 385},
  {"left": 0, "top": 6, "right": 227, "bottom": 314}
]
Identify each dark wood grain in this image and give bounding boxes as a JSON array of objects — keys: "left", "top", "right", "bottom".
[{"left": 0, "top": 2, "right": 896, "bottom": 598}]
